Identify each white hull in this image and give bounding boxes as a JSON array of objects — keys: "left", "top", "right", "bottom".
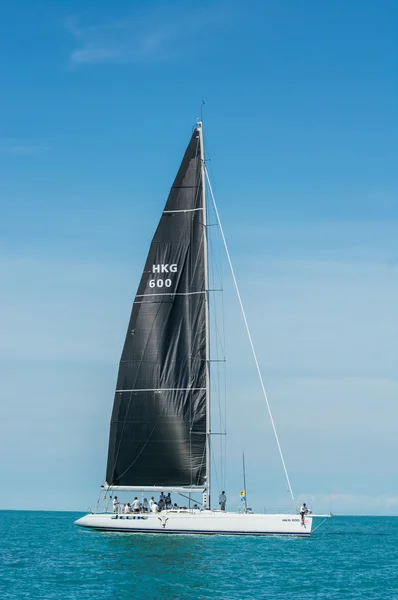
[{"left": 75, "top": 510, "right": 312, "bottom": 537}]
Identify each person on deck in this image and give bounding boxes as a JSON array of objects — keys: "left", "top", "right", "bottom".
[
  {"left": 300, "top": 503, "right": 310, "bottom": 524},
  {"left": 219, "top": 491, "right": 227, "bottom": 511},
  {"left": 165, "top": 493, "right": 172, "bottom": 508},
  {"left": 151, "top": 501, "right": 159, "bottom": 513},
  {"left": 149, "top": 497, "right": 155, "bottom": 511},
  {"left": 142, "top": 498, "right": 148, "bottom": 512},
  {"left": 112, "top": 496, "right": 120, "bottom": 513},
  {"left": 124, "top": 503, "right": 132, "bottom": 513},
  {"left": 132, "top": 497, "right": 141, "bottom": 513}
]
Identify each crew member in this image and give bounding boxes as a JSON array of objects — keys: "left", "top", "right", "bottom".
[
  {"left": 300, "top": 503, "right": 309, "bottom": 524},
  {"left": 219, "top": 491, "right": 227, "bottom": 511},
  {"left": 132, "top": 497, "right": 141, "bottom": 513}
]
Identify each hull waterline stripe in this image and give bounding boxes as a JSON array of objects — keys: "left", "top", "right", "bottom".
[{"left": 78, "top": 526, "right": 310, "bottom": 537}]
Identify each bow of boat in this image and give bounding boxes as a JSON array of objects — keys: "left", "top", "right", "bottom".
[{"left": 75, "top": 513, "right": 98, "bottom": 528}]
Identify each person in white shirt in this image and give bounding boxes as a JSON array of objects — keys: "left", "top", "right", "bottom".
[
  {"left": 151, "top": 501, "right": 159, "bottom": 513},
  {"left": 300, "top": 503, "right": 310, "bottom": 524},
  {"left": 219, "top": 491, "right": 227, "bottom": 511},
  {"left": 132, "top": 497, "right": 141, "bottom": 513},
  {"left": 124, "top": 503, "right": 132, "bottom": 514},
  {"left": 112, "top": 496, "right": 120, "bottom": 513},
  {"left": 149, "top": 497, "right": 155, "bottom": 510}
]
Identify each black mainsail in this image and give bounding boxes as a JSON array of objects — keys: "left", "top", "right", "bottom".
[{"left": 105, "top": 126, "right": 207, "bottom": 488}]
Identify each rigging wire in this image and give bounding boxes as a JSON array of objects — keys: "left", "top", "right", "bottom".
[
  {"left": 206, "top": 173, "right": 228, "bottom": 493},
  {"left": 312, "top": 517, "right": 329, "bottom": 534},
  {"left": 207, "top": 215, "right": 227, "bottom": 490},
  {"left": 205, "top": 155, "right": 228, "bottom": 494},
  {"left": 206, "top": 151, "right": 228, "bottom": 493},
  {"left": 205, "top": 167, "right": 296, "bottom": 510}
]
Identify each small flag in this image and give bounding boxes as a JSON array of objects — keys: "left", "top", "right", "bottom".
[{"left": 240, "top": 490, "right": 246, "bottom": 501}]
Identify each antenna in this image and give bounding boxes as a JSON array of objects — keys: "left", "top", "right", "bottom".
[
  {"left": 242, "top": 452, "right": 248, "bottom": 514},
  {"left": 200, "top": 100, "right": 205, "bottom": 122}
]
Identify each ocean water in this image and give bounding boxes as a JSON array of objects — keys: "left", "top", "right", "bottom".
[{"left": 1, "top": 512, "right": 397, "bottom": 599}]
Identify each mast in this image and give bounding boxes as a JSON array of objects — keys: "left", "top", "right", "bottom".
[{"left": 198, "top": 120, "right": 211, "bottom": 509}]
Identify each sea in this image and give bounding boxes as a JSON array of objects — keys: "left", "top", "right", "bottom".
[{"left": 1, "top": 512, "right": 397, "bottom": 599}]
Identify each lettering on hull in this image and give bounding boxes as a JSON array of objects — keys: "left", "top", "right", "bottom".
[{"left": 111, "top": 515, "right": 148, "bottom": 520}]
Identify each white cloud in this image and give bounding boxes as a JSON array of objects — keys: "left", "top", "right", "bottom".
[
  {"left": 66, "top": 15, "right": 172, "bottom": 65},
  {"left": 65, "top": 6, "right": 232, "bottom": 66}
]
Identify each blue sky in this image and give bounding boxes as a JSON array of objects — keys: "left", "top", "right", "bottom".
[{"left": 0, "top": 0, "right": 397, "bottom": 514}]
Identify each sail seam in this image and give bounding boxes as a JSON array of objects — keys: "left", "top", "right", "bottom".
[
  {"left": 163, "top": 208, "right": 203, "bottom": 213},
  {"left": 116, "top": 388, "right": 206, "bottom": 392},
  {"left": 135, "top": 291, "right": 205, "bottom": 298}
]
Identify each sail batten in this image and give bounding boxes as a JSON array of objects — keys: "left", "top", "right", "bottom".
[{"left": 105, "top": 127, "right": 207, "bottom": 488}]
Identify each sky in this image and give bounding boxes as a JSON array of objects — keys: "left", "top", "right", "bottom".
[{"left": 0, "top": 0, "right": 397, "bottom": 515}]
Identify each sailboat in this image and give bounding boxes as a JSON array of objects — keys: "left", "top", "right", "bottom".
[{"left": 75, "top": 122, "right": 329, "bottom": 537}]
